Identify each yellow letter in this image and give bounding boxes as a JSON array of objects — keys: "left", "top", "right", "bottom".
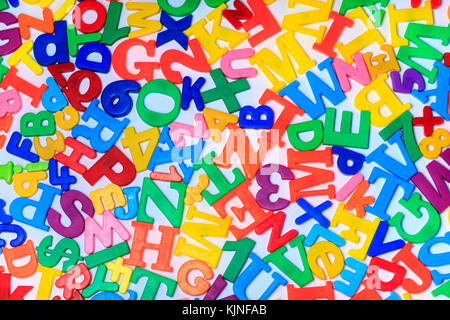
[
  {"left": 330, "top": 203, "right": 380, "bottom": 261},
  {"left": 126, "top": 2, "right": 162, "bottom": 39},
  {"left": 174, "top": 205, "right": 231, "bottom": 269},
  {"left": 281, "top": 0, "right": 333, "bottom": 43},
  {"left": 249, "top": 31, "right": 315, "bottom": 92},
  {"left": 55, "top": 106, "right": 79, "bottom": 131},
  {"left": 307, "top": 241, "right": 344, "bottom": 280},
  {"left": 388, "top": 1, "right": 433, "bottom": 48},
  {"left": 106, "top": 257, "right": 133, "bottom": 294},
  {"left": 36, "top": 265, "right": 62, "bottom": 300},
  {"left": 336, "top": 7, "right": 385, "bottom": 64},
  {"left": 354, "top": 73, "right": 411, "bottom": 127},
  {"left": 90, "top": 184, "right": 126, "bottom": 215},
  {"left": 185, "top": 3, "right": 249, "bottom": 65},
  {"left": 8, "top": 41, "right": 43, "bottom": 76},
  {"left": 13, "top": 171, "right": 47, "bottom": 198}
]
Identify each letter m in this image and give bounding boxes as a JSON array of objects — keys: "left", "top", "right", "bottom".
[
  {"left": 84, "top": 211, "right": 130, "bottom": 254},
  {"left": 249, "top": 31, "right": 315, "bottom": 92},
  {"left": 411, "top": 148, "right": 450, "bottom": 214}
]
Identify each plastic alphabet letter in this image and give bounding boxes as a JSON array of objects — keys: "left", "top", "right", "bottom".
[
  {"left": 233, "top": 252, "right": 287, "bottom": 300},
  {"left": 72, "top": 99, "right": 130, "bottom": 153},
  {"left": 33, "top": 21, "right": 69, "bottom": 66},
  {"left": 124, "top": 221, "right": 179, "bottom": 272},
  {"left": 84, "top": 210, "right": 131, "bottom": 255},
  {"left": 279, "top": 58, "right": 345, "bottom": 120},
  {"left": 9, "top": 183, "right": 61, "bottom": 232}
]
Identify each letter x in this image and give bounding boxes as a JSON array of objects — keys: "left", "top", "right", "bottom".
[
  {"left": 156, "top": 11, "right": 192, "bottom": 50},
  {"left": 295, "top": 198, "right": 331, "bottom": 228}
]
